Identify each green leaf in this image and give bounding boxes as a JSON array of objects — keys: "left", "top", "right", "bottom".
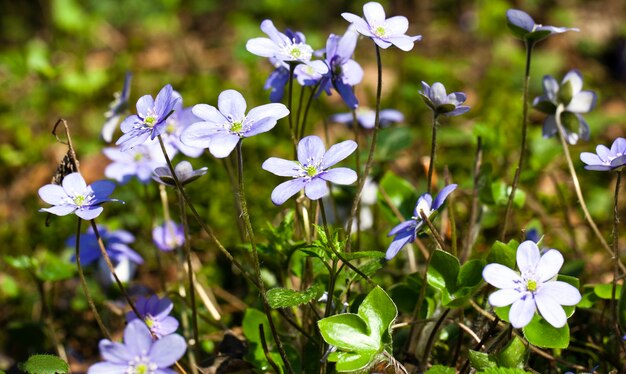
[
  {"left": 375, "top": 127, "right": 415, "bottom": 162},
  {"left": 4, "top": 255, "right": 35, "bottom": 270},
  {"left": 318, "top": 314, "right": 379, "bottom": 352},
  {"left": 427, "top": 250, "right": 460, "bottom": 294},
  {"left": 425, "top": 365, "right": 456, "bottom": 374},
  {"left": 469, "top": 350, "right": 497, "bottom": 370},
  {"left": 266, "top": 283, "right": 324, "bottom": 309},
  {"left": 242, "top": 308, "right": 280, "bottom": 372},
  {"left": 619, "top": 280, "right": 626, "bottom": 333},
  {"left": 593, "top": 283, "right": 622, "bottom": 300},
  {"left": 357, "top": 286, "right": 398, "bottom": 341},
  {"left": 333, "top": 351, "right": 378, "bottom": 372},
  {"left": 479, "top": 368, "right": 529, "bottom": 374},
  {"left": 35, "top": 252, "right": 75, "bottom": 282},
  {"left": 458, "top": 260, "right": 485, "bottom": 288},
  {"left": 487, "top": 241, "right": 517, "bottom": 269},
  {"left": 378, "top": 171, "right": 418, "bottom": 220},
  {"left": 0, "top": 274, "right": 20, "bottom": 299},
  {"left": 496, "top": 336, "right": 527, "bottom": 368},
  {"left": 577, "top": 286, "right": 598, "bottom": 309},
  {"left": 18, "top": 354, "right": 69, "bottom": 374},
  {"left": 522, "top": 315, "right": 570, "bottom": 349},
  {"left": 342, "top": 251, "right": 386, "bottom": 261},
  {"left": 494, "top": 305, "right": 511, "bottom": 323}
]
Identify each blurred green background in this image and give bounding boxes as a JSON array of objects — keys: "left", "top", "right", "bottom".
[{"left": 2, "top": 0, "right": 626, "bottom": 368}]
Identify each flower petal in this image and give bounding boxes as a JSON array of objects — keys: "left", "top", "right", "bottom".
[
  {"left": 566, "top": 91, "right": 596, "bottom": 113},
  {"left": 91, "top": 180, "right": 116, "bottom": 200},
  {"left": 218, "top": 90, "right": 247, "bottom": 122},
  {"left": 516, "top": 240, "right": 541, "bottom": 273},
  {"left": 149, "top": 334, "right": 187, "bottom": 367},
  {"left": 62, "top": 172, "right": 87, "bottom": 196},
  {"left": 387, "top": 35, "right": 421, "bottom": 51},
  {"left": 124, "top": 320, "right": 153, "bottom": 357},
  {"left": 542, "top": 115, "right": 558, "bottom": 138},
  {"left": 388, "top": 219, "right": 416, "bottom": 236},
  {"left": 76, "top": 206, "right": 104, "bottom": 220},
  {"left": 385, "top": 229, "right": 414, "bottom": 260},
  {"left": 136, "top": 95, "right": 155, "bottom": 117},
  {"left": 482, "top": 263, "right": 522, "bottom": 288},
  {"left": 297, "top": 136, "right": 326, "bottom": 165},
  {"left": 539, "top": 281, "right": 582, "bottom": 307},
  {"left": 304, "top": 177, "right": 329, "bottom": 200},
  {"left": 157, "top": 317, "right": 180, "bottom": 336},
  {"left": 509, "top": 294, "right": 536, "bottom": 328},
  {"left": 580, "top": 151, "right": 603, "bottom": 167},
  {"left": 246, "top": 37, "right": 283, "bottom": 58},
  {"left": 542, "top": 75, "right": 559, "bottom": 102},
  {"left": 191, "top": 104, "right": 226, "bottom": 125},
  {"left": 208, "top": 134, "right": 240, "bottom": 158},
  {"left": 319, "top": 168, "right": 357, "bottom": 185},
  {"left": 536, "top": 249, "right": 564, "bottom": 282},
  {"left": 321, "top": 140, "right": 357, "bottom": 169},
  {"left": 39, "top": 184, "right": 68, "bottom": 205},
  {"left": 341, "top": 13, "right": 373, "bottom": 37},
  {"left": 506, "top": 9, "right": 535, "bottom": 32},
  {"left": 488, "top": 289, "right": 523, "bottom": 307},
  {"left": 383, "top": 16, "right": 409, "bottom": 35},
  {"left": 99, "top": 340, "right": 132, "bottom": 364},
  {"left": 562, "top": 70, "right": 583, "bottom": 95},
  {"left": 363, "top": 1, "right": 386, "bottom": 26},
  {"left": 432, "top": 184, "right": 457, "bottom": 210},
  {"left": 262, "top": 158, "right": 300, "bottom": 177},
  {"left": 154, "top": 84, "right": 174, "bottom": 118},
  {"left": 41, "top": 205, "right": 77, "bottom": 216},
  {"left": 271, "top": 178, "right": 307, "bottom": 206},
  {"left": 535, "top": 292, "right": 567, "bottom": 328},
  {"left": 87, "top": 362, "right": 128, "bottom": 374}
]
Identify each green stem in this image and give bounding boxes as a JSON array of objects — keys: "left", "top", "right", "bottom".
[
  {"left": 553, "top": 105, "right": 626, "bottom": 273},
  {"left": 298, "top": 83, "right": 321, "bottom": 140},
  {"left": 610, "top": 170, "right": 626, "bottom": 355},
  {"left": 345, "top": 44, "right": 383, "bottom": 252},
  {"left": 177, "top": 189, "right": 200, "bottom": 362},
  {"left": 501, "top": 41, "right": 534, "bottom": 241},
  {"left": 287, "top": 62, "right": 298, "bottom": 155},
  {"left": 74, "top": 218, "right": 111, "bottom": 340},
  {"left": 427, "top": 113, "right": 439, "bottom": 194},
  {"left": 235, "top": 140, "right": 294, "bottom": 374}
]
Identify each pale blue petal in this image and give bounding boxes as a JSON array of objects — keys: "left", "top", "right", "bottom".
[
  {"left": 385, "top": 230, "right": 414, "bottom": 260},
  {"left": 538, "top": 281, "right": 581, "bottom": 306},
  {"left": 41, "top": 205, "right": 76, "bottom": 216},
  {"left": 363, "top": 2, "right": 385, "bottom": 25},
  {"left": 99, "top": 340, "right": 132, "bottom": 364},
  {"left": 488, "top": 289, "right": 522, "bottom": 307},
  {"left": 76, "top": 206, "right": 104, "bottom": 220},
  {"left": 580, "top": 152, "right": 603, "bottom": 166},
  {"left": 260, "top": 19, "right": 290, "bottom": 46},
  {"left": 321, "top": 140, "right": 357, "bottom": 169},
  {"left": 262, "top": 158, "right": 300, "bottom": 177},
  {"left": 388, "top": 220, "right": 416, "bottom": 236},
  {"left": 124, "top": 320, "right": 152, "bottom": 357},
  {"left": 516, "top": 240, "right": 541, "bottom": 273},
  {"left": 298, "top": 136, "right": 325, "bottom": 165},
  {"left": 506, "top": 9, "right": 535, "bottom": 32},
  {"left": 246, "top": 38, "right": 282, "bottom": 58},
  {"left": 482, "top": 263, "right": 522, "bottom": 288},
  {"left": 319, "top": 168, "right": 357, "bottom": 185},
  {"left": 509, "top": 295, "right": 536, "bottom": 328},
  {"left": 304, "top": 177, "right": 329, "bottom": 200},
  {"left": 536, "top": 249, "right": 563, "bottom": 282},
  {"left": 180, "top": 122, "right": 218, "bottom": 149},
  {"left": 208, "top": 134, "right": 239, "bottom": 158},
  {"left": 341, "top": 13, "right": 372, "bottom": 37},
  {"left": 218, "top": 90, "right": 246, "bottom": 121},
  {"left": 120, "top": 115, "right": 139, "bottom": 133},
  {"left": 39, "top": 184, "right": 68, "bottom": 205},
  {"left": 387, "top": 35, "right": 420, "bottom": 51},
  {"left": 383, "top": 16, "right": 409, "bottom": 35},
  {"left": 432, "top": 184, "right": 457, "bottom": 210},
  {"left": 149, "top": 334, "right": 187, "bottom": 367},
  {"left": 154, "top": 84, "right": 174, "bottom": 118},
  {"left": 136, "top": 95, "right": 155, "bottom": 117},
  {"left": 62, "top": 172, "right": 87, "bottom": 195},
  {"left": 87, "top": 362, "right": 128, "bottom": 374},
  {"left": 191, "top": 104, "right": 226, "bottom": 125},
  {"left": 566, "top": 91, "right": 596, "bottom": 113},
  {"left": 271, "top": 178, "right": 307, "bottom": 205},
  {"left": 535, "top": 292, "right": 567, "bottom": 328},
  {"left": 542, "top": 115, "right": 558, "bottom": 138},
  {"left": 562, "top": 70, "right": 583, "bottom": 95},
  {"left": 341, "top": 59, "right": 364, "bottom": 86}
]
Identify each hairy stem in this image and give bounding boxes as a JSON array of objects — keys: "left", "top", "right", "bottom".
[{"left": 427, "top": 113, "right": 439, "bottom": 194}]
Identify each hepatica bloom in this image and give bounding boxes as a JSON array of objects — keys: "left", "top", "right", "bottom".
[
  {"left": 342, "top": 2, "right": 422, "bottom": 51},
  {"left": 68, "top": 225, "right": 143, "bottom": 266},
  {"left": 153, "top": 161, "right": 207, "bottom": 187},
  {"left": 483, "top": 240, "right": 582, "bottom": 328},
  {"left": 506, "top": 9, "right": 579, "bottom": 44},
  {"left": 87, "top": 319, "right": 186, "bottom": 374},
  {"left": 330, "top": 107, "right": 404, "bottom": 129},
  {"left": 39, "top": 172, "right": 117, "bottom": 220},
  {"left": 116, "top": 84, "right": 180, "bottom": 151},
  {"left": 127, "top": 295, "right": 179, "bottom": 338},
  {"left": 156, "top": 91, "right": 204, "bottom": 158},
  {"left": 263, "top": 135, "right": 357, "bottom": 205},
  {"left": 533, "top": 70, "right": 597, "bottom": 145},
  {"left": 152, "top": 220, "right": 185, "bottom": 251},
  {"left": 580, "top": 137, "right": 626, "bottom": 171},
  {"left": 103, "top": 143, "right": 166, "bottom": 184},
  {"left": 419, "top": 82, "right": 470, "bottom": 117},
  {"left": 386, "top": 184, "right": 457, "bottom": 260},
  {"left": 102, "top": 71, "right": 132, "bottom": 143},
  {"left": 181, "top": 89, "right": 289, "bottom": 158}
]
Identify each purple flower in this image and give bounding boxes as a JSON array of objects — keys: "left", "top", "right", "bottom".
[
  {"left": 506, "top": 9, "right": 578, "bottom": 44},
  {"left": 116, "top": 84, "right": 180, "bottom": 151},
  {"left": 483, "top": 241, "right": 582, "bottom": 328},
  {"left": 103, "top": 143, "right": 166, "bottom": 184},
  {"left": 87, "top": 319, "right": 186, "bottom": 374},
  {"left": 386, "top": 184, "right": 457, "bottom": 260},
  {"left": 127, "top": 295, "right": 180, "bottom": 338},
  {"left": 262, "top": 135, "right": 357, "bottom": 205},
  {"left": 313, "top": 26, "right": 364, "bottom": 109},
  {"left": 330, "top": 107, "right": 404, "bottom": 129},
  {"left": 153, "top": 161, "right": 207, "bottom": 187},
  {"left": 533, "top": 70, "right": 597, "bottom": 145},
  {"left": 419, "top": 82, "right": 470, "bottom": 117},
  {"left": 152, "top": 220, "right": 185, "bottom": 251},
  {"left": 342, "top": 2, "right": 422, "bottom": 51},
  {"left": 265, "top": 58, "right": 291, "bottom": 102},
  {"left": 38, "top": 172, "right": 117, "bottom": 220},
  {"left": 157, "top": 91, "right": 205, "bottom": 158},
  {"left": 580, "top": 137, "right": 626, "bottom": 172},
  {"left": 180, "top": 89, "right": 289, "bottom": 158},
  {"left": 67, "top": 225, "right": 143, "bottom": 266},
  {"left": 102, "top": 71, "right": 132, "bottom": 143}
]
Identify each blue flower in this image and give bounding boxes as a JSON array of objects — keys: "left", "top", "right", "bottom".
[
  {"left": 116, "top": 84, "right": 180, "bottom": 151},
  {"left": 506, "top": 9, "right": 578, "bottom": 44},
  {"left": 180, "top": 89, "right": 289, "bottom": 158},
  {"left": 152, "top": 220, "right": 185, "bottom": 252},
  {"left": 152, "top": 161, "right": 207, "bottom": 187},
  {"left": 342, "top": 2, "right": 422, "bottom": 51},
  {"left": 103, "top": 143, "right": 166, "bottom": 184},
  {"left": 580, "top": 137, "right": 626, "bottom": 171},
  {"left": 263, "top": 135, "right": 357, "bottom": 205},
  {"left": 330, "top": 107, "right": 404, "bottom": 129},
  {"left": 38, "top": 173, "right": 117, "bottom": 220},
  {"left": 67, "top": 225, "right": 143, "bottom": 266},
  {"left": 483, "top": 241, "right": 581, "bottom": 328},
  {"left": 156, "top": 91, "right": 205, "bottom": 158},
  {"left": 386, "top": 184, "right": 457, "bottom": 260},
  {"left": 102, "top": 71, "right": 132, "bottom": 143},
  {"left": 87, "top": 320, "right": 186, "bottom": 374},
  {"left": 533, "top": 70, "right": 597, "bottom": 145},
  {"left": 265, "top": 58, "right": 291, "bottom": 102},
  {"left": 127, "top": 295, "right": 179, "bottom": 339},
  {"left": 419, "top": 82, "right": 470, "bottom": 117}
]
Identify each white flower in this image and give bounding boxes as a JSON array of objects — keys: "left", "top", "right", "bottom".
[{"left": 482, "top": 240, "right": 581, "bottom": 328}]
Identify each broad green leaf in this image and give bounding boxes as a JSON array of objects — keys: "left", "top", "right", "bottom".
[
  {"left": 479, "top": 368, "right": 529, "bottom": 374},
  {"left": 318, "top": 314, "right": 379, "bottom": 352},
  {"left": 496, "top": 336, "right": 527, "bottom": 368},
  {"left": 333, "top": 351, "right": 378, "bottom": 372},
  {"left": 4, "top": 255, "right": 35, "bottom": 270},
  {"left": 266, "top": 283, "right": 324, "bottom": 309},
  {"left": 458, "top": 259, "right": 485, "bottom": 287},
  {"left": 36, "top": 252, "right": 75, "bottom": 282},
  {"left": 375, "top": 127, "right": 415, "bottom": 162},
  {"left": 494, "top": 305, "right": 511, "bottom": 322},
  {"left": 469, "top": 350, "right": 497, "bottom": 370},
  {"left": 0, "top": 274, "right": 19, "bottom": 299},
  {"left": 593, "top": 283, "right": 622, "bottom": 300},
  {"left": 242, "top": 308, "right": 277, "bottom": 372},
  {"left": 427, "top": 249, "right": 460, "bottom": 294},
  {"left": 357, "top": 286, "right": 397, "bottom": 341},
  {"left": 378, "top": 171, "right": 418, "bottom": 219},
  {"left": 577, "top": 286, "right": 597, "bottom": 309},
  {"left": 522, "top": 315, "right": 569, "bottom": 349},
  {"left": 425, "top": 365, "right": 456, "bottom": 374},
  {"left": 487, "top": 241, "right": 517, "bottom": 269},
  {"left": 18, "top": 354, "right": 69, "bottom": 374},
  {"left": 389, "top": 284, "right": 420, "bottom": 314}
]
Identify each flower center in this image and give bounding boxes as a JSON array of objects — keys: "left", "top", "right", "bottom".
[
  {"left": 144, "top": 315, "right": 155, "bottom": 328},
  {"left": 374, "top": 26, "right": 386, "bottom": 37},
  {"left": 127, "top": 356, "right": 157, "bottom": 374},
  {"left": 526, "top": 279, "right": 538, "bottom": 292},
  {"left": 230, "top": 120, "right": 243, "bottom": 133},
  {"left": 73, "top": 195, "right": 86, "bottom": 206},
  {"left": 134, "top": 153, "right": 144, "bottom": 162},
  {"left": 283, "top": 43, "right": 313, "bottom": 61},
  {"left": 305, "top": 165, "right": 318, "bottom": 177},
  {"left": 412, "top": 199, "right": 432, "bottom": 220},
  {"left": 134, "top": 364, "right": 148, "bottom": 374},
  {"left": 144, "top": 115, "right": 157, "bottom": 128}
]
